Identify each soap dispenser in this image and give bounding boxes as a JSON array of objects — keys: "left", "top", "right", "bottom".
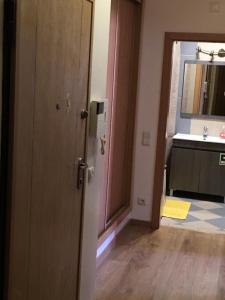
[{"left": 220, "top": 125, "right": 225, "bottom": 139}]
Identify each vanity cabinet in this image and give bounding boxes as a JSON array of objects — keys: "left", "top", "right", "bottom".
[{"left": 169, "top": 137, "right": 225, "bottom": 197}]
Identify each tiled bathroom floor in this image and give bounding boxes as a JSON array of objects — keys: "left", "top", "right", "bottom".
[{"left": 161, "top": 196, "right": 225, "bottom": 233}]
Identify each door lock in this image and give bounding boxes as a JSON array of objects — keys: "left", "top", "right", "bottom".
[
  {"left": 80, "top": 109, "right": 89, "bottom": 119},
  {"left": 77, "top": 158, "right": 88, "bottom": 189}
]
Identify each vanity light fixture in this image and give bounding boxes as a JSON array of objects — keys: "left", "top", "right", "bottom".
[{"left": 196, "top": 46, "right": 225, "bottom": 62}]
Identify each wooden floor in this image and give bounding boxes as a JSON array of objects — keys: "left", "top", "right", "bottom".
[{"left": 95, "top": 223, "right": 225, "bottom": 300}]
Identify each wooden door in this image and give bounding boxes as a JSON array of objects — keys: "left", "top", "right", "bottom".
[
  {"left": 7, "top": 1, "right": 93, "bottom": 299},
  {"left": 99, "top": 0, "right": 142, "bottom": 234}
]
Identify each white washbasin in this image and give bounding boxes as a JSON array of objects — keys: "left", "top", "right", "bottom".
[{"left": 173, "top": 133, "right": 225, "bottom": 144}]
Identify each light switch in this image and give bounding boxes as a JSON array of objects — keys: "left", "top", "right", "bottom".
[
  {"left": 142, "top": 131, "right": 151, "bottom": 146},
  {"left": 209, "top": 1, "right": 220, "bottom": 13}
]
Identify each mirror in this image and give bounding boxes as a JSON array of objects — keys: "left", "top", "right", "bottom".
[{"left": 181, "top": 61, "right": 225, "bottom": 117}]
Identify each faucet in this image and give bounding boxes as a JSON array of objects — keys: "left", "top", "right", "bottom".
[{"left": 203, "top": 126, "right": 208, "bottom": 140}]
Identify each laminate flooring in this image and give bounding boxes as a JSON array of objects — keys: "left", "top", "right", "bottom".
[{"left": 95, "top": 223, "right": 225, "bottom": 300}]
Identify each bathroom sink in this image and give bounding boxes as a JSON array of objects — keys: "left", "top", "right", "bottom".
[{"left": 173, "top": 133, "right": 225, "bottom": 144}]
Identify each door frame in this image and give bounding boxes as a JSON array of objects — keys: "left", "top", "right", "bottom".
[
  {"left": 1, "top": 0, "right": 17, "bottom": 298},
  {"left": 151, "top": 32, "right": 225, "bottom": 230}
]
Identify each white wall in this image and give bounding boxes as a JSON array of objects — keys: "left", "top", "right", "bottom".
[
  {"left": 164, "top": 42, "right": 180, "bottom": 160},
  {"left": 191, "top": 119, "right": 225, "bottom": 136},
  {"left": 190, "top": 42, "right": 225, "bottom": 135},
  {"left": 198, "top": 42, "right": 225, "bottom": 61},
  {"left": 132, "top": 0, "right": 225, "bottom": 221},
  {"left": 79, "top": 1, "right": 111, "bottom": 300},
  {"left": 167, "top": 43, "right": 180, "bottom": 139}
]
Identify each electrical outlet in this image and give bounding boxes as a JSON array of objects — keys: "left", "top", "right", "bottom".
[{"left": 137, "top": 198, "right": 146, "bottom": 206}]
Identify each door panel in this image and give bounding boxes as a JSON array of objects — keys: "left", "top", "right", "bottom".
[
  {"left": 199, "top": 150, "right": 225, "bottom": 196},
  {"left": 7, "top": 1, "right": 39, "bottom": 297},
  {"left": 7, "top": 1, "right": 93, "bottom": 299},
  {"left": 100, "top": 0, "right": 141, "bottom": 230},
  {"left": 170, "top": 147, "right": 200, "bottom": 193}
]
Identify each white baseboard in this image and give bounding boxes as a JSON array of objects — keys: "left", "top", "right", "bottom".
[{"left": 96, "top": 213, "right": 131, "bottom": 258}]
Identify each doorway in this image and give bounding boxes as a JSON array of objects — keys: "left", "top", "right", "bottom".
[
  {"left": 0, "top": 0, "right": 15, "bottom": 297},
  {"left": 152, "top": 33, "right": 225, "bottom": 233}
]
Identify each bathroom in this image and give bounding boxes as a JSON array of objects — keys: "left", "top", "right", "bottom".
[{"left": 161, "top": 40, "right": 225, "bottom": 233}]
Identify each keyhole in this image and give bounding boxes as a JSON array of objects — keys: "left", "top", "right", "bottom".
[
  {"left": 56, "top": 104, "right": 60, "bottom": 111},
  {"left": 66, "top": 100, "right": 71, "bottom": 112}
]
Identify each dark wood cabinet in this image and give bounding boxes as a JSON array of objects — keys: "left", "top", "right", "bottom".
[
  {"left": 199, "top": 150, "right": 225, "bottom": 196},
  {"left": 170, "top": 148, "right": 200, "bottom": 193},
  {"left": 169, "top": 139, "right": 225, "bottom": 198}
]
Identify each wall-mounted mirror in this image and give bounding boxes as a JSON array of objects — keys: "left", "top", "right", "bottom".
[{"left": 181, "top": 61, "right": 225, "bottom": 117}]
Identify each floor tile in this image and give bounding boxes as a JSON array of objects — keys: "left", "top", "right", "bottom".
[
  {"left": 193, "top": 201, "right": 224, "bottom": 210},
  {"left": 189, "top": 210, "right": 223, "bottom": 221},
  {"left": 163, "top": 196, "right": 225, "bottom": 234},
  {"left": 209, "top": 207, "right": 225, "bottom": 217},
  {"left": 179, "top": 221, "right": 220, "bottom": 232},
  {"left": 179, "top": 214, "right": 199, "bottom": 224},
  {"left": 207, "top": 218, "right": 225, "bottom": 230},
  {"left": 188, "top": 203, "right": 204, "bottom": 211}
]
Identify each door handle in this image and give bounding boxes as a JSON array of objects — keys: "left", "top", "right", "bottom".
[
  {"left": 100, "top": 136, "right": 106, "bottom": 155},
  {"left": 77, "top": 158, "right": 88, "bottom": 189}
]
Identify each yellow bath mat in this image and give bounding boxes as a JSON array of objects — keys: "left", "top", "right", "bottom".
[{"left": 162, "top": 199, "right": 191, "bottom": 220}]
